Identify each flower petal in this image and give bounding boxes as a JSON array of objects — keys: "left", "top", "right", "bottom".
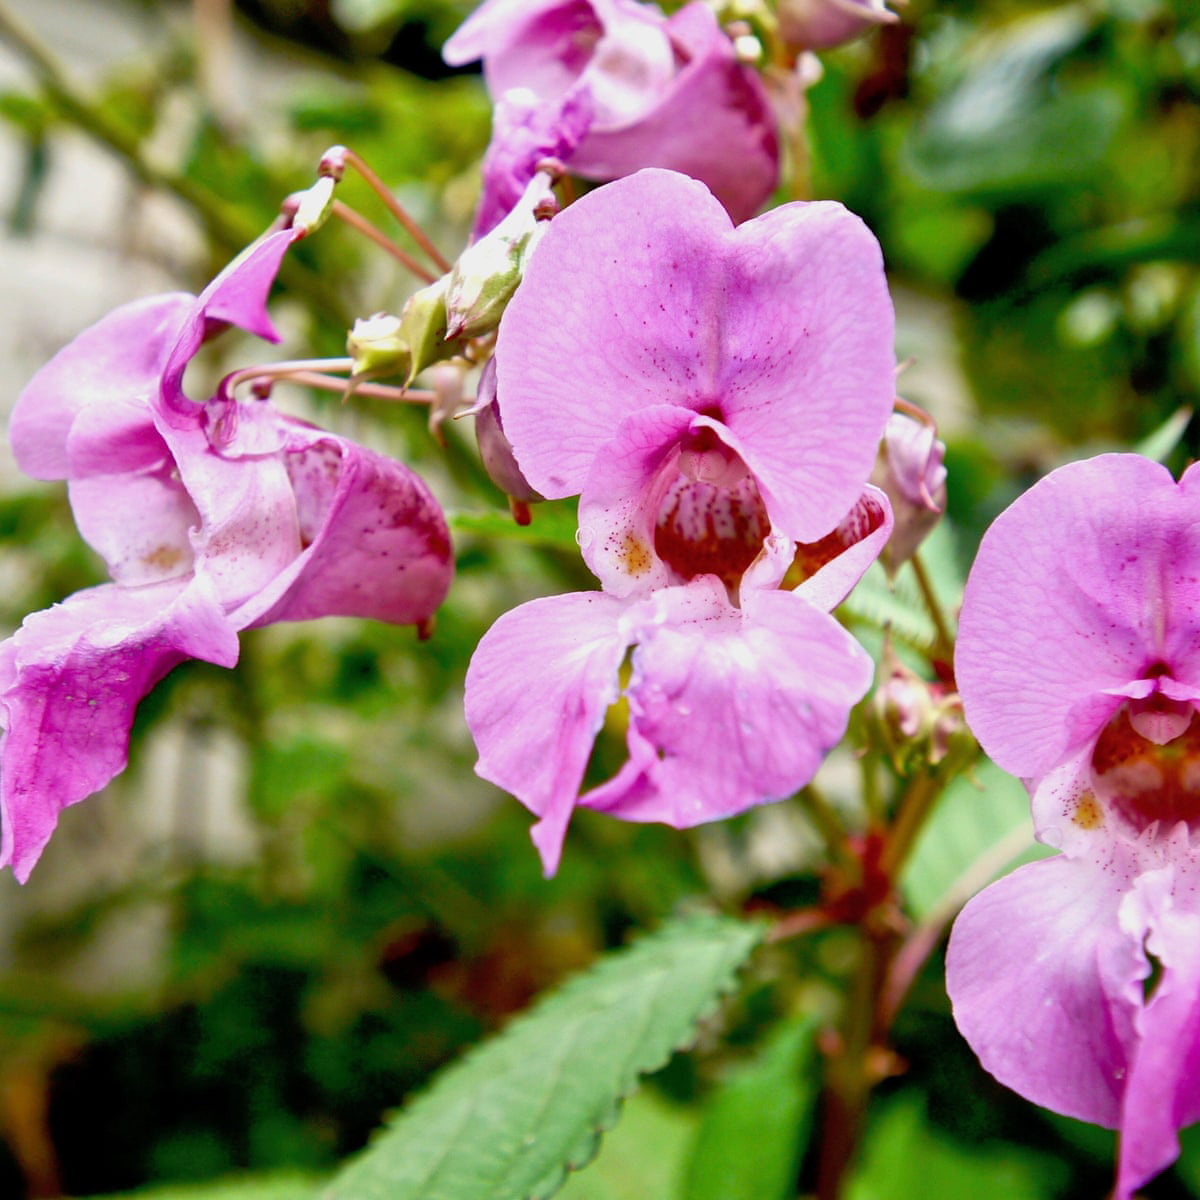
[
  {"left": 464, "top": 590, "right": 632, "bottom": 875},
  {"left": 574, "top": 2, "right": 779, "bottom": 223},
  {"left": 957, "top": 454, "right": 1200, "bottom": 781},
  {"left": 238, "top": 428, "right": 454, "bottom": 629},
  {"left": 68, "top": 471, "right": 199, "bottom": 587},
  {"left": 160, "top": 423, "right": 302, "bottom": 610},
  {"left": 158, "top": 228, "right": 297, "bottom": 420},
  {"left": 0, "top": 576, "right": 239, "bottom": 882},
  {"left": 946, "top": 853, "right": 1138, "bottom": 1128},
  {"left": 496, "top": 169, "right": 733, "bottom": 497},
  {"left": 577, "top": 404, "right": 695, "bottom": 595},
  {"left": 496, "top": 170, "right": 895, "bottom": 542},
  {"left": 1107, "top": 857, "right": 1200, "bottom": 1199},
  {"left": 581, "top": 577, "right": 873, "bottom": 825},
  {"left": 713, "top": 201, "right": 894, "bottom": 540},
  {"left": 9, "top": 293, "right": 191, "bottom": 480},
  {"left": 789, "top": 485, "right": 893, "bottom": 611}
]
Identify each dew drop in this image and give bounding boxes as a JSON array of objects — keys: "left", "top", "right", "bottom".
[
  {"left": 575, "top": 525, "right": 595, "bottom": 550},
  {"left": 1041, "top": 825, "right": 1064, "bottom": 849}
]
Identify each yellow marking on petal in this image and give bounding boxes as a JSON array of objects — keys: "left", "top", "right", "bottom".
[
  {"left": 620, "top": 532, "right": 652, "bottom": 576},
  {"left": 1071, "top": 791, "right": 1103, "bottom": 830},
  {"left": 142, "top": 544, "right": 185, "bottom": 571}
]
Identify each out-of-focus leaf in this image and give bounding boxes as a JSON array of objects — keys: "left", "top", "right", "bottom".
[
  {"left": 840, "top": 521, "right": 963, "bottom": 656},
  {"left": 905, "top": 9, "right": 1126, "bottom": 198},
  {"left": 321, "top": 914, "right": 764, "bottom": 1200},
  {"left": 847, "top": 1096, "right": 1062, "bottom": 1199},
  {"left": 556, "top": 1091, "right": 695, "bottom": 1200},
  {"left": 450, "top": 504, "right": 580, "bottom": 549},
  {"left": 682, "top": 1015, "right": 820, "bottom": 1200},
  {"left": 900, "top": 760, "right": 1052, "bottom": 921},
  {"left": 1134, "top": 405, "right": 1192, "bottom": 463}
]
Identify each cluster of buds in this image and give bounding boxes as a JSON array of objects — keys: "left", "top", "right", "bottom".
[{"left": 873, "top": 649, "right": 967, "bottom": 775}]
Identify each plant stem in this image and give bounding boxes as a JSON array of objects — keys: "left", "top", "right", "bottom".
[
  {"left": 332, "top": 200, "right": 438, "bottom": 283},
  {"left": 910, "top": 549, "right": 955, "bottom": 662},
  {"left": 816, "top": 924, "right": 895, "bottom": 1199},
  {"left": 338, "top": 146, "right": 451, "bottom": 272},
  {"left": 797, "top": 784, "right": 858, "bottom": 874}
]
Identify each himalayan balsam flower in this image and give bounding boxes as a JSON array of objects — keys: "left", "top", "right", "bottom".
[
  {"left": 948, "top": 453, "right": 1200, "bottom": 1199},
  {"left": 1, "top": 230, "right": 453, "bottom": 882},
  {"left": 444, "top": 0, "right": 779, "bottom": 234},
  {"left": 465, "top": 169, "right": 895, "bottom": 872}
]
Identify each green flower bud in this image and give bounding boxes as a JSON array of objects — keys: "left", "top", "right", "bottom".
[{"left": 444, "top": 174, "right": 554, "bottom": 341}]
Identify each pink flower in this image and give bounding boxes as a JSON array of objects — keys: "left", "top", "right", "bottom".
[
  {"left": 497, "top": 170, "right": 895, "bottom": 593},
  {"left": 465, "top": 170, "right": 896, "bottom": 872},
  {"left": 948, "top": 453, "right": 1200, "bottom": 1199},
  {"left": 1, "top": 231, "right": 453, "bottom": 882},
  {"left": 777, "top": 0, "right": 899, "bottom": 52},
  {"left": 444, "top": 0, "right": 779, "bottom": 234}
]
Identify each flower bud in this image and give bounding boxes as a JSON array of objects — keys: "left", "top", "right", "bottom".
[
  {"left": 873, "top": 653, "right": 965, "bottom": 773},
  {"left": 871, "top": 408, "right": 946, "bottom": 575},
  {"left": 776, "top": 0, "right": 899, "bottom": 52},
  {"left": 348, "top": 274, "right": 460, "bottom": 386},
  {"left": 445, "top": 173, "right": 554, "bottom": 341},
  {"left": 472, "top": 358, "right": 542, "bottom": 517},
  {"left": 348, "top": 311, "right": 411, "bottom": 379},
  {"left": 290, "top": 176, "right": 337, "bottom": 237}
]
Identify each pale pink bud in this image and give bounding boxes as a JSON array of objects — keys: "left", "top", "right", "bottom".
[
  {"left": 777, "top": 0, "right": 899, "bottom": 52},
  {"left": 871, "top": 408, "right": 946, "bottom": 574}
]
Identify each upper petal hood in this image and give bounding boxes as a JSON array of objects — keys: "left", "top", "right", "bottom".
[
  {"left": 496, "top": 169, "right": 895, "bottom": 542},
  {"left": 956, "top": 454, "right": 1200, "bottom": 783}
]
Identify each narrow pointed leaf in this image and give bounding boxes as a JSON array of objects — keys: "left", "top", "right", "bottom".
[{"left": 321, "top": 913, "right": 764, "bottom": 1200}]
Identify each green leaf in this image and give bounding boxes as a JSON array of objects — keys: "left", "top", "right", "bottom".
[
  {"left": 449, "top": 504, "right": 581, "bottom": 549},
  {"left": 847, "top": 1096, "right": 1062, "bottom": 1199},
  {"left": 900, "top": 760, "right": 1052, "bottom": 921},
  {"left": 1134, "top": 405, "right": 1192, "bottom": 463},
  {"left": 322, "top": 913, "right": 765, "bottom": 1200},
  {"left": 840, "top": 521, "right": 963, "bottom": 657},
  {"left": 683, "top": 1015, "right": 821, "bottom": 1200},
  {"left": 77, "top": 1174, "right": 317, "bottom": 1200},
  {"left": 556, "top": 1091, "right": 696, "bottom": 1200}
]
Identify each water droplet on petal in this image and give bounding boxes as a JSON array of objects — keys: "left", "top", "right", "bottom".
[{"left": 1041, "top": 825, "right": 1064, "bottom": 849}]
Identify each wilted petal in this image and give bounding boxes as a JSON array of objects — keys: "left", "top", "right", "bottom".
[
  {"left": 474, "top": 87, "right": 592, "bottom": 238},
  {"left": 582, "top": 577, "right": 873, "bottom": 825},
  {"left": 464, "top": 590, "right": 631, "bottom": 874},
  {"left": 0, "top": 576, "right": 239, "bottom": 882},
  {"left": 778, "top": 0, "right": 898, "bottom": 52}
]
